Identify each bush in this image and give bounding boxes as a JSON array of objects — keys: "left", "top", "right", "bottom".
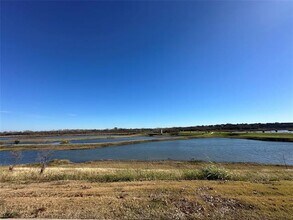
[
  {"left": 198, "top": 165, "right": 231, "bottom": 180},
  {"left": 14, "top": 140, "right": 20, "bottom": 144},
  {"left": 182, "top": 170, "right": 200, "bottom": 180},
  {"left": 2, "top": 211, "right": 20, "bottom": 218},
  {"left": 60, "top": 140, "right": 69, "bottom": 144}
]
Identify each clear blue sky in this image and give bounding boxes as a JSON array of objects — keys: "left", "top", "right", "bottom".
[{"left": 0, "top": 1, "right": 292, "bottom": 131}]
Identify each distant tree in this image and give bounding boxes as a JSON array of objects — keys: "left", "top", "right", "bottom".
[
  {"left": 9, "top": 150, "right": 22, "bottom": 171},
  {"left": 282, "top": 154, "right": 288, "bottom": 169},
  {"left": 37, "top": 150, "right": 53, "bottom": 174}
]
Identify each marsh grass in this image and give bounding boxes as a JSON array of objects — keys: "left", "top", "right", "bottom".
[
  {"left": 198, "top": 165, "right": 231, "bottom": 180},
  {"left": 0, "top": 161, "right": 292, "bottom": 219},
  {"left": 1, "top": 210, "right": 20, "bottom": 218},
  {"left": 0, "top": 162, "right": 292, "bottom": 183},
  {"left": 179, "top": 131, "right": 293, "bottom": 142},
  {"left": 182, "top": 165, "right": 232, "bottom": 180},
  {"left": 0, "top": 168, "right": 181, "bottom": 183}
]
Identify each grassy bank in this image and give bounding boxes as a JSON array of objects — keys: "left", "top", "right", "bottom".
[
  {"left": 179, "top": 131, "right": 293, "bottom": 142},
  {"left": 0, "top": 136, "right": 184, "bottom": 152},
  {"left": 0, "top": 134, "right": 143, "bottom": 145},
  {"left": 1, "top": 161, "right": 292, "bottom": 183},
  {"left": 0, "top": 161, "right": 292, "bottom": 219}
]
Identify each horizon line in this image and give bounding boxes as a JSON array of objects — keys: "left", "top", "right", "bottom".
[{"left": 1, "top": 121, "right": 292, "bottom": 133}]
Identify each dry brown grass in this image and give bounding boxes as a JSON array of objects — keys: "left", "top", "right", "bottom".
[
  {"left": 0, "top": 180, "right": 292, "bottom": 219},
  {"left": 1, "top": 161, "right": 292, "bottom": 183},
  {"left": 0, "top": 161, "right": 292, "bottom": 219}
]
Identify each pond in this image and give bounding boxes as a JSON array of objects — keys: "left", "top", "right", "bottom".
[
  {"left": 0, "top": 138, "right": 292, "bottom": 165},
  {"left": 0, "top": 137, "right": 12, "bottom": 141}
]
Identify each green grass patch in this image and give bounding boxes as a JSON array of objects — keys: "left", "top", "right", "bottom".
[{"left": 179, "top": 131, "right": 293, "bottom": 142}]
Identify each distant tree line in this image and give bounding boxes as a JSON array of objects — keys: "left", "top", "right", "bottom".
[
  {"left": 163, "top": 122, "right": 293, "bottom": 133},
  {"left": 0, "top": 122, "right": 292, "bottom": 136},
  {"left": 0, "top": 128, "right": 149, "bottom": 136}
]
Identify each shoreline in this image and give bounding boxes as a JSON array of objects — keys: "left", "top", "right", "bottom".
[
  {"left": 0, "top": 136, "right": 188, "bottom": 152},
  {"left": 0, "top": 133, "right": 292, "bottom": 152},
  {"left": 1, "top": 160, "right": 292, "bottom": 219},
  {"left": 2, "top": 159, "right": 292, "bottom": 168}
]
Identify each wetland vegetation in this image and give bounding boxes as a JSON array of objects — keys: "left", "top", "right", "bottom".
[
  {"left": 1, "top": 124, "right": 292, "bottom": 219},
  {"left": 0, "top": 160, "right": 292, "bottom": 219}
]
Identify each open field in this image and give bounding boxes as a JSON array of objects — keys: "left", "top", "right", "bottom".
[{"left": 0, "top": 161, "right": 292, "bottom": 219}]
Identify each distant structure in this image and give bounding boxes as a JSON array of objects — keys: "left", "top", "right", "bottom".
[{"left": 160, "top": 129, "right": 163, "bottom": 135}]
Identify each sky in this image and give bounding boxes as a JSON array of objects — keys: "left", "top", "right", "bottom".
[{"left": 0, "top": 1, "right": 292, "bottom": 131}]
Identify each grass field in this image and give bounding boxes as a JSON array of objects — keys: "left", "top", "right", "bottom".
[
  {"left": 179, "top": 131, "right": 293, "bottom": 142},
  {"left": 0, "top": 161, "right": 292, "bottom": 219}
]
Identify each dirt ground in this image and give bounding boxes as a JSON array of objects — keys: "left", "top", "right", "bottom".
[
  {"left": 0, "top": 179, "right": 292, "bottom": 219},
  {"left": 0, "top": 161, "right": 292, "bottom": 219}
]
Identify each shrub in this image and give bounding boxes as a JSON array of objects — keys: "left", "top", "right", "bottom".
[
  {"left": 198, "top": 165, "right": 231, "bottom": 180},
  {"left": 37, "top": 150, "right": 54, "bottom": 174},
  {"left": 2, "top": 211, "right": 20, "bottom": 218},
  {"left": 182, "top": 170, "right": 200, "bottom": 180},
  {"left": 9, "top": 150, "right": 22, "bottom": 171},
  {"left": 14, "top": 140, "right": 20, "bottom": 144},
  {"left": 60, "top": 140, "right": 69, "bottom": 144}
]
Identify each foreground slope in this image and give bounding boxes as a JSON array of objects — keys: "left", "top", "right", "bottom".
[{"left": 0, "top": 161, "right": 292, "bottom": 219}]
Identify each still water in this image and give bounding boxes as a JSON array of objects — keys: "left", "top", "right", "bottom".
[
  {"left": 70, "top": 136, "right": 159, "bottom": 144},
  {"left": 0, "top": 138, "right": 292, "bottom": 165}
]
